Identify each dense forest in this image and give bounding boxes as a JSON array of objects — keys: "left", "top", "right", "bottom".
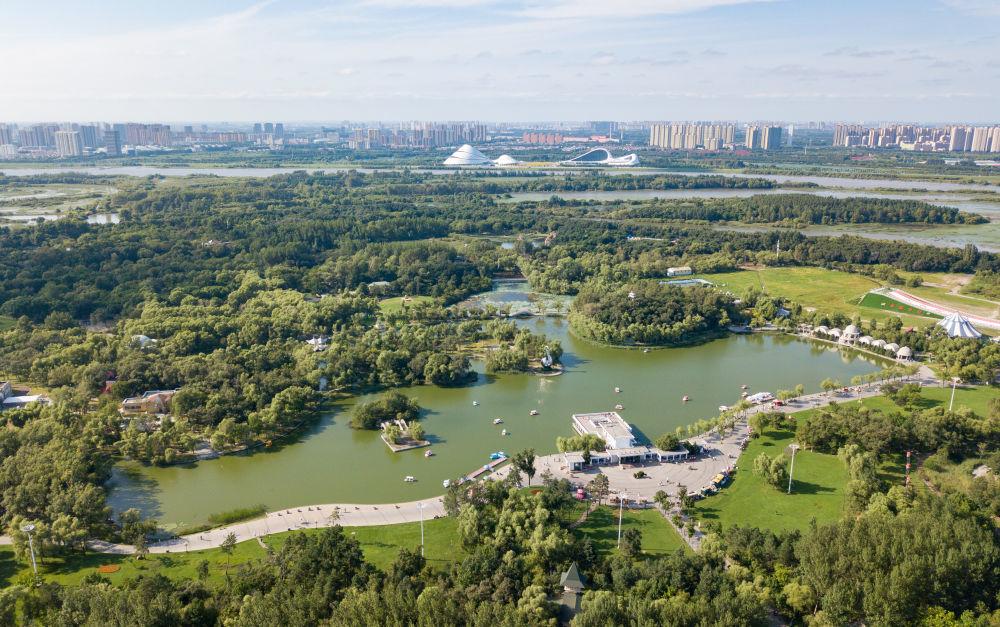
[
  {"left": 611, "top": 193, "right": 987, "bottom": 225},
  {"left": 570, "top": 283, "right": 737, "bottom": 345},
  {"left": 2, "top": 170, "right": 1000, "bottom": 623}
]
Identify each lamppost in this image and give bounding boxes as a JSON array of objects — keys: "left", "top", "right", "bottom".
[
  {"left": 948, "top": 377, "right": 961, "bottom": 411},
  {"left": 787, "top": 445, "right": 800, "bottom": 495},
  {"left": 418, "top": 502, "right": 425, "bottom": 557},
  {"left": 21, "top": 524, "right": 38, "bottom": 586},
  {"left": 616, "top": 492, "right": 627, "bottom": 549}
]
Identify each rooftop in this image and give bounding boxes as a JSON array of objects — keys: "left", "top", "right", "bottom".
[{"left": 572, "top": 411, "right": 632, "bottom": 441}]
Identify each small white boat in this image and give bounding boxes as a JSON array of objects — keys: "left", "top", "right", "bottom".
[
  {"left": 643, "top": 349, "right": 649, "bottom": 353},
  {"left": 472, "top": 401, "right": 479, "bottom": 406},
  {"left": 719, "top": 405, "right": 729, "bottom": 412},
  {"left": 615, "top": 404, "right": 624, "bottom": 410},
  {"left": 529, "top": 410, "right": 539, "bottom": 416},
  {"left": 443, "top": 479, "right": 451, "bottom": 488},
  {"left": 501, "top": 429, "right": 508, "bottom": 436},
  {"left": 683, "top": 395, "right": 691, "bottom": 402},
  {"left": 741, "top": 391, "right": 748, "bottom": 398},
  {"left": 741, "top": 385, "right": 748, "bottom": 390},
  {"left": 424, "top": 450, "right": 433, "bottom": 457},
  {"left": 404, "top": 476, "right": 415, "bottom": 482},
  {"left": 615, "top": 387, "right": 621, "bottom": 393},
  {"left": 493, "top": 418, "right": 503, "bottom": 425}
]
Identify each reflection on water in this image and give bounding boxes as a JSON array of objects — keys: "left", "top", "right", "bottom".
[{"left": 108, "top": 284, "right": 890, "bottom": 526}]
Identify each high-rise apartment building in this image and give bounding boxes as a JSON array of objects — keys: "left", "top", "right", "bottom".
[
  {"left": 79, "top": 125, "right": 99, "bottom": 149},
  {"left": 971, "top": 127, "right": 992, "bottom": 152},
  {"left": 54, "top": 130, "right": 83, "bottom": 156},
  {"left": 745, "top": 126, "right": 759, "bottom": 150},
  {"left": 274, "top": 123, "right": 284, "bottom": 139},
  {"left": 104, "top": 130, "right": 122, "bottom": 156},
  {"left": 761, "top": 126, "right": 782, "bottom": 150},
  {"left": 0, "top": 124, "right": 12, "bottom": 145},
  {"left": 649, "top": 123, "right": 734, "bottom": 149}
]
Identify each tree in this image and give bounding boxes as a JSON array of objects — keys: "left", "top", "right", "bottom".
[
  {"left": 220, "top": 532, "right": 237, "bottom": 578},
  {"left": 620, "top": 527, "right": 642, "bottom": 558},
  {"left": 589, "top": 474, "right": 610, "bottom": 505},
  {"left": 512, "top": 448, "right": 536, "bottom": 486},
  {"left": 384, "top": 424, "right": 402, "bottom": 444},
  {"left": 134, "top": 534, "right": 149, "bottom": 560},
  {"left": 196, "top": 559, "right": 210, "bottom": 581},
  {"left": 654, "top": 433, "right": 679, "bottom": 451},
  {"left": 408, "top": 421, "right": 425, "bottom": 442},
  {"left": 821, "top": 377, "right": 835, "bottom": 397}
]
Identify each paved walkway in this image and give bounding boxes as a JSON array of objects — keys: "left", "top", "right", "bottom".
[{"left": 86, "top": 498, "right": 447, "bottom": 555}]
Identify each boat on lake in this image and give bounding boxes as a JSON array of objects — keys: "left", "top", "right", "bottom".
[
  {"left": 501, "top": 429, "right": 508, "bottom": 436},
  {"left": 472, "top": 401, "right": 479, "bottom": 406},
  {"left": 615, "top": 387, "right": 621, "bottom": 393},
  {"left": 443, "top": 479, "right": 451, "bottom": 488},
  {"left": 493, "top": 418, "right": 502, "bottom": 424},
  {"left": 425, "top": 450, "right": 433, "bottom": 457},
  {"left": 615, "top": 404, "right": 623, "bottom": 410},
  {"left": 529, "top": 410, "right": 539, "bottom": 416},
  {"left": 683, "top": 395, "right": 691, "bottom": 402},
  {"left": 404, "top": 476, "right": 415, "bottom": 482},
  {"left": 741, "top": 385, "right": 749, "bottom": 390}
]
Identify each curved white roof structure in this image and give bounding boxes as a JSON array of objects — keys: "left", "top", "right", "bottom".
[
  {"left": 829, "top": 328, "right": 842, "bottom": 337},
  {"left": 885, "top": 342, "right": 900, "bottom": 352},
  {"left": 443, "top": 144, "right": 492, "bottom": 166},
  {"left": 871, "top": 339, "right": 886, "bottom": 348},
  {"left": 493, "top": 154, "right": 519, "bottom": 166},
  {"left": 936, "top": 312, "right": 983, "bottom": 339},
  {"left": 859, "top": 335, "right": 873, "bottom": 345},
  {"left": 896, "top": 346, "right": 913, "bottom": 358},
  {"left": 562, "top": 148, "right": 639, "bottom": 167},
  {"left": 844, "top": 324, "right": 860, "bottom": 335},
  {"left": 815, "top": 325, "right": 829, "bottom": 334}
]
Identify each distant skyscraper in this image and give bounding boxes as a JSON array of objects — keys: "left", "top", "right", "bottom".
[
  {"left": 264, "top": 122, "right": 274, "bottom": 135},
  {"left": 761, "top": 126, "right": 782, "bottom": 150},
  {"left": 79, "top": 125, "right": 99, "bottom": 149},
  {"left": 104, "top": 130, "right": 122, "bottom": 156},
  {"left": 274, "top": 123, "right": 284, "bottom": 139},
  {"left": 0, "top": 124, "right": 12, "bottom": 146},
  {"left": 971, "top": 127, "right": 992, "bottom": 152},
  {"left": 252, "top": 123, "right": 262, "bottom": 134},
  {"left": 745, "top": 126, "right": 760, "bottom": 149},
  {"left": 54, "top": 130, "right": 83, "bottom": 156}
]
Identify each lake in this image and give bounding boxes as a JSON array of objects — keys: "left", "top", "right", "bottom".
[{"left": 107, "top": 306, "right": 887, "bottom": 528}]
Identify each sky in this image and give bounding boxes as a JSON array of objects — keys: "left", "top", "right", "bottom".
[{"left": 1, "top": 0, "right": 998, "bottom": 123}]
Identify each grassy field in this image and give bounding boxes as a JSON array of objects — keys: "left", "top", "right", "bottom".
[
  {"left": 0, "top": 517, "right": 463, "bottom": 588},
  {"left": 262, "top": 517, "right": 463, "bottom": 570},
  {"left": 689, "top": 423, "right": 848, "bottom": 533},
  {"left": 698, "top": 267, "right": 949, "bottom": 327},
  {"left": 378, "top": 295, "right": 435, "bottom": 313},
  {"left": 858, "top": 292, "right": 941, "bottom": 319},
  {"left": 0, "top": 536, "right": 269, "bottom": 588},
  {"left": 572, "top": 505, "right": 690, "bottom": 557}
]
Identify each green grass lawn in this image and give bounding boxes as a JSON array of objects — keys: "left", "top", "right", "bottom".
[
  {"left": 0, "top": 518, "right": 463, "bottom": 587},
  {"left": 689, "top": 424, "right": 847, "bottom": 533},
  {"left": 572, "top": 505, "right": 690, "bottom": 557},
  {"left": 378, "top": 295, "right": 435, "bottom": 313},
  {"left": 0, "top": 536, "right": 268, "bottom": 588},
  {"left": 858, "top": 292, "right": 942, "bottom": 319},
  {"left": 696, "top": 267, "right": 934, "bottom": 327},
  {"left": 263, "top": 517, "right": 463, "bottom": 571},
  {"left": 855, "top": 384, "right": 997, "bottom": 418}
]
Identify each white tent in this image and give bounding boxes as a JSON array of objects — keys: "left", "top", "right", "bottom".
[
  {"left": 443, "top": 144, "right": 492, "bottom": 166},
  {"left": 493, "top": 154, "right": 519, "bottom": 166},
  {"left": 936, "top": 312, "right": 982, "bottom": 339}
]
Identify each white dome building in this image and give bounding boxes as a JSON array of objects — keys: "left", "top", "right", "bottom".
[
  {"left": 872, "top": 339, "right": 886, "bottom": 348},
  {"left": 492, "top": 154, "right": 519, "bottom": 166},
  {"left": 443, "top": 144, "right": 492, "bottom": 166},
  {"left": 936, "top": 312, "right": 983, "bottom": 339},
  {"left": 885, "top": 342, "right": 900, "bottom": 353},
  {"left": 896, "top": 346, "right": 913, "bottom": 360},
  {"left": 859, "top": 336, "right": 873, "bottom": 345}
]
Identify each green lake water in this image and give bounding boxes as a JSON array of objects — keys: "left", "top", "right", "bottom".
[{"left": 107, "top": 303, "right": 888, "bottom": 528}]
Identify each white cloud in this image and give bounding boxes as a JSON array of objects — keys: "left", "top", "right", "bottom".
[{"left": 939, "top": 0, "right": 1000, "bottom": 16}]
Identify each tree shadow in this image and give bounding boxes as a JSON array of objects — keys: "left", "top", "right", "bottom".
[{"left": 787, "top": 480, "right": 836, "bottom": 495}]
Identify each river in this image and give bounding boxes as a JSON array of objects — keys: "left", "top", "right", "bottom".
[{"left": 107, "top": 302, "right": 887, "bottom": 528}]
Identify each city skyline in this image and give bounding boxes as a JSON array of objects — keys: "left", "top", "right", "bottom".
[{"left": 2, "top": 0, "right": 999, "bottom": 122}]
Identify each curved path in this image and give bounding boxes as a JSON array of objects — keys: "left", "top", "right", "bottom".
[{"left": 5, "top": 366, "right": 941, "bottom": 555}]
